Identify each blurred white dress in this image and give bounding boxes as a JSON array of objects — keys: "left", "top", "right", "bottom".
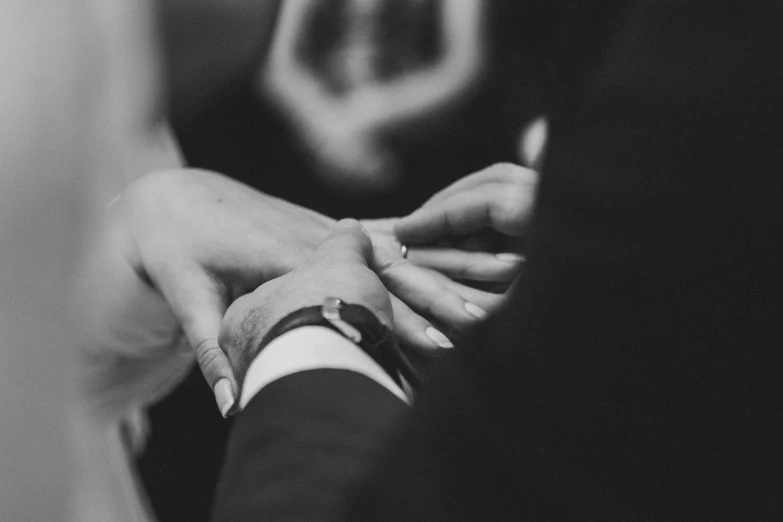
[
  {"left": 71, "top": 237, "right": 193, "bottom": 522},
  {"left": 70, "top": 0, "right": 193, "bottom": 519},
  {"left": 1, "top": 0, "right": 190, "bottom": 519}
]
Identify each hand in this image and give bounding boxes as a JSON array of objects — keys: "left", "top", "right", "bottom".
[
  {"left": 394, "top": 162, "right": 537, "bottom": 271},
  {"left": 112, "top": 168, "right": 334, "bottom": 414},
  {"left": 361, "top": 219, "right": 513, "bottom": 342},
  {"left": 388, "top": 162, "right": 538, "bottom": 312},
  {"left": 219, "top": 220, "right": 392, "bottom": 381},
  {"left": 396, "top": 162, "right": 537, "bottom": 247},
  {"left": 112, "top": 169, "right": 485, "bottom": 415}
]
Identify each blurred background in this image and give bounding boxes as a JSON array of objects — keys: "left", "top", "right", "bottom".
[{"left": 138, "top": 1, "right": 546, "bottom": 520}]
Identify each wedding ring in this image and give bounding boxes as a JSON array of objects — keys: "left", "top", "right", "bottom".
[{"left": 400, "top": 243, "right": 409, "bottom": 259}]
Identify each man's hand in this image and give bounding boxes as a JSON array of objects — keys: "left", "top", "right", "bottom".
[{"left": 219, "top": 220, "right": 392, "bottom": 381}]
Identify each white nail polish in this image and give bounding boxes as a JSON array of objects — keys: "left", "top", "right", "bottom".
[
  {"left": 426, "top": 327, "right": 454, "bottom": 349},
  {"left": 496, "top": 253, "right": 526, "bottom": 263},
  {"left": 464, "top": 302, "right": 488, "bottom": 319},
  {"left": 214, "top": 379, "right": 235, "bottom": 418}
]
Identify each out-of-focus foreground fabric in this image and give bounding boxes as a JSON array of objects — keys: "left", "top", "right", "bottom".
[{"left": 2, "top": 0, "right": 186, "bottom": 520}]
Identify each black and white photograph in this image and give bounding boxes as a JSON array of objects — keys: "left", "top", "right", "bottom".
[{"left": 1, "top": 1, "right": 780, "bottom": 520}]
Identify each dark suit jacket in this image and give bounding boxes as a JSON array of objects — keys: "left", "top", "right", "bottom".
[{"left": 214, "top": 1, "right": 783, "bottom": 519}]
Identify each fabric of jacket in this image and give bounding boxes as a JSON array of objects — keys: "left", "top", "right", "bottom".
[{"left": 213, "top": 1, "right": 783, "bottom": 520}]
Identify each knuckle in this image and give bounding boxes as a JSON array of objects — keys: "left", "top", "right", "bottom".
[
  {"left": 193, "top": 337, "right": 218, "bottom": 356},
  {"left": 488, "top": 162, "right": 538, "bottom": 184},
  {"left": 490, "top": 161, "right": 517, "bottom": 172},
  {"left": 485, "top": 162, "right": 519, "bottom": 179},
  {"left": 195, "top": 342, "right": 225, "bottom": 375},
  {"left": 377, "top": 256, "right": 409, "bottom": 279},
  {"left": 313, "top": 242, "right": 352, "bottom": 263}
]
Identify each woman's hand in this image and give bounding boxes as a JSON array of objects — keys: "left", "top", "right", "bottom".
[
  {"left": 396, "top": 162, "right": 537, "bottom": 249},
  {"left": 378, "top": 163, "right": 539, "bottom": 321}
]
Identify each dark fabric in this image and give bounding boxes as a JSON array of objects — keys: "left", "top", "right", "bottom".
[
  {"left": 212, "top": 369, "right": 408, "bottom": 522},
  {"left": 213, "top": 1, "right": 783, "bottom": 520},
  {"left": 340, "top": 1, "right": 783, "bottom": 519}
]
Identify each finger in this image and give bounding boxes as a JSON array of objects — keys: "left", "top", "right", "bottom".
[
  {"left": 152, "top": 264, "right": 238, "bottom": 417},
  {"left": 456, "top": 272, "right": 524, "bottom": 316},
  {"left": 406, "top": 265, "right": 507, "bottom": 314},
  {"left": 407, "top": 246, "right": 522, "bottom": 282},
  {"left": 360, "top": 218, "right": 397, "bottom": 236},
  {"left": 390, "top": 295, "right": 454, "bottom": 355},
  {"left": 424, "top": 162, "right": 536, "bottom": 206},
  {"left": 442, "top": 278, "right": 507, "bottom": 313},
  {"left": 373, "top": 250, "right": 481, "bottom": 334},
  {"left": 395, "top": 183, "right": 534, "bottom": 244},
  {"left": 309, "top": 218, "right": 373, "bottom": 266}
]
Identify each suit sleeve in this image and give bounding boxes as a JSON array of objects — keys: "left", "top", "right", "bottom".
[
  {"left": 345, "top": 1, "right": 783, "bottom": 518},
  {"left": 212, "top": 368, "right": 409, "bottom": 522}
]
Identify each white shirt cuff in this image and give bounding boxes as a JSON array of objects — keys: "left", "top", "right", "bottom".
[{"left": 239, "top": 326, "right": 409, "bottom": 409}]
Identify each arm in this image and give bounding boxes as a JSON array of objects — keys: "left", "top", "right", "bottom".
[
  {"left": 210, "top": 165, "right": 539, "bottom": 519},
  {"left": 215, "top": 328, "right": 408, "bottom": 522}
]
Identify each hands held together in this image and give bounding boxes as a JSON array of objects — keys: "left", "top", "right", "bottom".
[{"left": 113, "top": 162, "right": 537, "bottom": 415}]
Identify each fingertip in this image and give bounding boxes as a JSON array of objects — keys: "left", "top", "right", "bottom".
[
  {"left": 496, "top": 252, "right": 526, "bottom": 263},
  {"left": 317, "top": 218, "right": 373, "bottom": 262},
  {"left": 425, "top": 326, "right": 454, "bottom": 349},
  {"left": 214, "top": 378, "right": 235, "bottom": 418},
  {"left": 464, "top": 302, "right": 488, "bottom": 320},
  {"left": 335, "top": 218, "right": 372, "bottom": 242},
  {"left": 393, "top": 211, "right": 436, "bottom": 244},
  {"left": 398, "top": 326, "right": 454, "bottom": 357},
  {"left": 391, "top": 297, "right": 449, "bottom": 356}
]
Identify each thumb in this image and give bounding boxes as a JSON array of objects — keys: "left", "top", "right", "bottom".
[
  {"left": 310, "top": 218, "right": 374, "bottom": 266},
  {"left": 156, "top": 266, "right": 238, "bottom": 417}
]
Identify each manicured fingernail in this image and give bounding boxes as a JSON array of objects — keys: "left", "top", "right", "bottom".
[
  {"left": 214, "top": 379, "right": 235, "bottom": 418},
  {"left": 496, "top": 252, "right": 526, "bottom": 263},
  {"left": 426, "top": 326, "right": 454, "bottom": 349},
  {"left": 464, "top": 302, "right": 488, "bottom": 319}
]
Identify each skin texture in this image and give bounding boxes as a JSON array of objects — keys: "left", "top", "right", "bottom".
[
  {"left": 218, "top": 164, "right": 540, "bottom": 392},
  {"left": 114, "top": 167, "right": 532, "bottom": 414},
  {"left": 220, "top": 220, "right": 393, "bottom": 381}
]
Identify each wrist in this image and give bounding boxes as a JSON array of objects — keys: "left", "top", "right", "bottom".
[
  {"left": 246, "top": 298, "right": 419, "bottom": 390},
  {"left": 240, "top": 326, "right": 409, "bottom": 409}
]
